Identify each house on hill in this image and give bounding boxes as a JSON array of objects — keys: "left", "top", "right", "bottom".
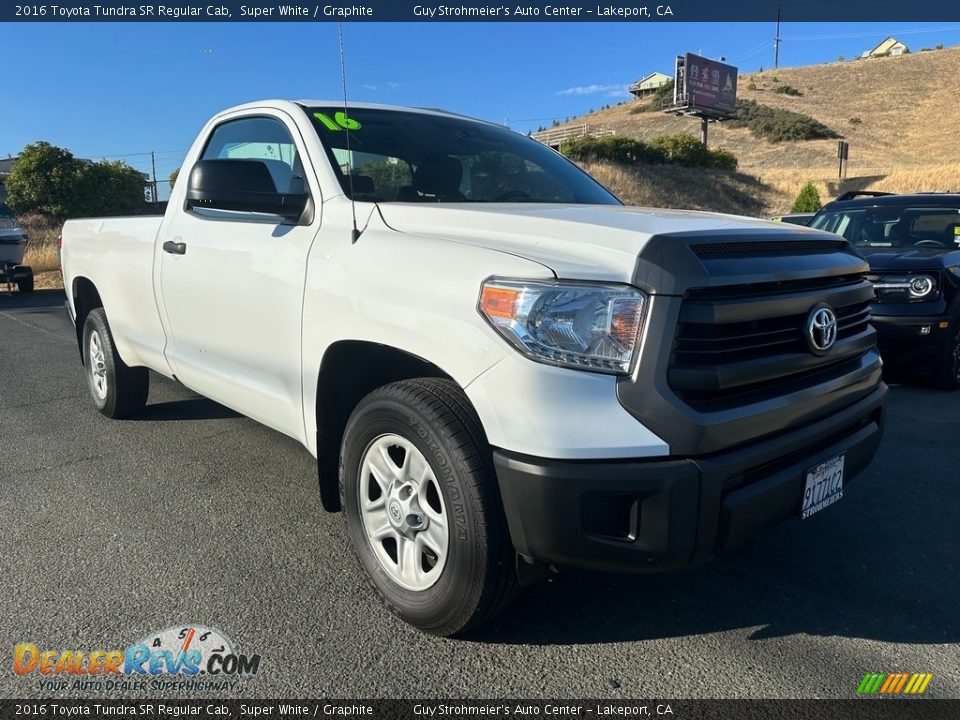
[
  {"left": 628, "top": 71, "right": 672, "bottom": 98},
  {"left": 861, "top": 37, "right": 910, "bottom": 58}
]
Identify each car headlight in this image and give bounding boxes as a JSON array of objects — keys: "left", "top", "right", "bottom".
[
  {"left": 909, "top": 275, "right": 935, "bottom": 298},
  {"left": 479, "top": 279, "right": 647, "bottom": 374},
  {"left": 869, "top": 273, "right": 939, "bottom": 302}
]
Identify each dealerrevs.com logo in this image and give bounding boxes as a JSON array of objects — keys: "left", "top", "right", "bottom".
[{"left": 13, "top": 625, "right": 261, "bottom": 693}]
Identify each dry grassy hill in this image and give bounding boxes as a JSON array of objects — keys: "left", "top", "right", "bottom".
[{"left": 557, "top": 46, "right": 960, "bottom": 215}]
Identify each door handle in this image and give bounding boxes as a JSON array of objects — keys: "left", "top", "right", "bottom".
[{"left": 162, "top": 240, "right": 187, "bottom": 255}]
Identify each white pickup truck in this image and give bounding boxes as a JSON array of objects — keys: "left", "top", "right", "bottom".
[{"left": 62, "top": 100, "right": 886, "bottom": 635}]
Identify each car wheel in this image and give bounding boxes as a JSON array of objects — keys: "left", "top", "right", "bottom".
[
  {"left": 82, "top": 308, "right": 149, "bottom": 418},
  {"left": 934, "top": 323, "right": 960, "bottom": 390},
  {"left": 340, "top": 378, "right": 518, "bottom": 636}
]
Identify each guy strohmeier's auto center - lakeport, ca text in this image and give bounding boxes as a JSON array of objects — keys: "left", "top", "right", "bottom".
[{"left": 13, "top": 3, "right": 673, "bottom": 18}]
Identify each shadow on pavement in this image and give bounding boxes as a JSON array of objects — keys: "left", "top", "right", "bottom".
[
  {"left": 134, "top": 397, "right": 240, "bottom": 422},
  {"left": 468, "top": 385, "right": 959, "bottom": 648},
  {"left": 0, "top": 288, "right": 66, "bottom": 310}
]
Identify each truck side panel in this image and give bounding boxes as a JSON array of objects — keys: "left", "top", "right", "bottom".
[
  {"left": 300, "top": 201, "right": 556, "bottom": 457},
  {"left": 62, "top": 216, "right": 171, "bottom": 375}
]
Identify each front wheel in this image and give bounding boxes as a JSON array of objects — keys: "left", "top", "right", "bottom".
[
  {"left": 82, "top": 308, "right": 149, "bottom": 417},
  {"left": 340, "top": 379, "right": 518, "bottom": 636},
  {"left": 933, "top": 324, "right": 960, "bottom": 390}
]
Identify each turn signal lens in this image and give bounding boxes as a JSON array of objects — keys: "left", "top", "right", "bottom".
[{"left": 480, "top": 286, "right": 520, "bottom": 319}]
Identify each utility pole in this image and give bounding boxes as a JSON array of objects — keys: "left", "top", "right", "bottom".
[
  {"left": 150, "top": 151, "right": 158, "bottom": 203},
  {"left": 774, "top": 1, "right": 782, "bottom": 69}
]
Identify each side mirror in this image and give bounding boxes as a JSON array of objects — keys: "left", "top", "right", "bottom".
[{"left": 185, "top": 159, "right": 308, "bottom": 221}]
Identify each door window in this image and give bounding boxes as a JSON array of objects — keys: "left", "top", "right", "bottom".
[{"left": 201, "top": 116, "right": 306, "bottom": 193}]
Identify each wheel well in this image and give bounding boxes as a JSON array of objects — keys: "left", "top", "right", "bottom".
[
  {"left": 315, "top": 341, "right": 455, "bottom": 512},
  {"left": 71, "top": 277, "right": 103, "bottom": 359}
]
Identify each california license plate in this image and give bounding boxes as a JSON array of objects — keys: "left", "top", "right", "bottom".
[{"left": 801, "top": 454, "right": 845, "bottom": 519}]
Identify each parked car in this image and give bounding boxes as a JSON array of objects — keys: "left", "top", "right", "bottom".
[
  {"left": 0, "top": 204, "right": 33, "bottom": 293},
  {"left": 770, "top": 212, "right": 815, "bottom": 226},
  {"left": 810, "top": 191, "right": 960, "bottom": 388},
  {"left": 61, "top": 100, "right": 886, "bottom": 635}
]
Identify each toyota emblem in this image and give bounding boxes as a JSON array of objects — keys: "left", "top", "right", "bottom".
[{"left": 806, "top": 305, "right": 838, "bottom": 354}]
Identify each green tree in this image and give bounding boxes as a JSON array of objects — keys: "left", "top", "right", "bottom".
[
  {"left": 5, "top": 141, "right": 145, "bottom": 217},
  {"left": 792, "top": 182, "right": 822, "bottom": 213},
  {"left": 169, "top": 167, "right": 180, "bottom": 190},
  {"left": 74, "top": 160, "right": 146, "bottom": 216},
  {"left": 5, "top": 142, "right": 78, "bottom": 216}
]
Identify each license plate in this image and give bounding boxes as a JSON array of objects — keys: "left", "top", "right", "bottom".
[{"left": 801, "top": 454, "right": 845, "bottom": 519}]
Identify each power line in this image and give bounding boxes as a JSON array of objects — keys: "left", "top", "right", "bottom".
[
  {"left": 85, "top": 148, "right": 188, "bottom": 159},
  {"left": 785, "top": 25, "right": 960, "bottom": 42}
]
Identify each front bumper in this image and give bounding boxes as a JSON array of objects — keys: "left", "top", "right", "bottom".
[
  {"left": 494, "top": 384, "right": 886, "bottom": 573},
  {"left": 872, "top": 313, "right": 952, "bottom": 365}
]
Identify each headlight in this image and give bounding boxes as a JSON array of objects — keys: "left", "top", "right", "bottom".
[
  {"left": 479, "top": 279, "right": 647, "bottom": 374},
  {"left": 869, "top": 273, "right": 939, "bottom": 302},
  {"left": 909, "top": 275, "right": 935, "bottom": 298}
]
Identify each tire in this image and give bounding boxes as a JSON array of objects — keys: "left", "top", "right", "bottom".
[
  {"left": 340, "top": 378, "right": 519, "bottom": 636},
  {"left": 82, "top": 308, "right": 149, "bottom": 418},
  {"left": 17, "top": 277, "right": 33, "bottom": 293},
  {"left": 933, "top": 323, "right": 960, "bottom": 390}
]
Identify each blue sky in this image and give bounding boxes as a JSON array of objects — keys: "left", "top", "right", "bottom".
[{"left": 3, "top": 21, "right": 960, "bottom": 198}]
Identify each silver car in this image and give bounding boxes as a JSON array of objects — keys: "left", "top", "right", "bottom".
[{"left": 0, "top": 204, "right": 27, "bottom": 265}]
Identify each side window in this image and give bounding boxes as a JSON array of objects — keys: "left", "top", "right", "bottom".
[{"left": 201, "top": 116, "right": 306, "bottom": 194}]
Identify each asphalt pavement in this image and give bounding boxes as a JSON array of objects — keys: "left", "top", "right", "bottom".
[{"left": 1, "top": 289, "right": 957, "bottom": 699}]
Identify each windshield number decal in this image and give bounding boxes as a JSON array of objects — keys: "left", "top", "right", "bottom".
[{"left": 314, "top": 111, "right": 361, "bottom": 131}]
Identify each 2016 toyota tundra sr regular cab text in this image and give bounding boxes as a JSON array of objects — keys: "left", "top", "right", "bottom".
[{"left": 61, "top": 100, "right": 887, "bottom": 635}]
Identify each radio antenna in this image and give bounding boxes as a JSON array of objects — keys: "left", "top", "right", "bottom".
[{"left": 338, "top": 23, "right": 361, "bottom": 243}]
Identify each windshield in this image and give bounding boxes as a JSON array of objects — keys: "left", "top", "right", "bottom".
[
  {"left": 810, "top": 204, "right": 960, "bottom": 251},
  {"left": 305, "top": 107, "right": 621, "bottom": 205},
  {"left": 0, "top": 204, "right": 20, "bottom": 230}
]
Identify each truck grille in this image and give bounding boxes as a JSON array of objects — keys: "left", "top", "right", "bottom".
[{"left": 668, "top": 274, "right": 876, "bottom": 409}]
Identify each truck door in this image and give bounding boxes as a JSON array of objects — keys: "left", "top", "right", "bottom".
[{"left": 157, "top": 112, "right": 318, "bottom": 441}]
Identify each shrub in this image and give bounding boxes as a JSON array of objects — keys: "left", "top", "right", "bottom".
[
  {"left": 727, "top": 100, "right": 839, "bottom": 142},
  {"left": 791, "top": 182, "right": 822, "bottom": 213},
  {"left": 651, "top": 134, "right": 739, "bottom": 170},
  {"left": 774, "top": 84, "right": 803, "bottom": 96},
  {"left": 561, "top": 134, "right": 738, "bottom": 171},
  {"left": 746, "top": 81, "right": 757, "bottom": 91},
  {"left": 849, "top": 117, "right": 863, "bottom": 125},
  {"left": 561, "top": 136, "right": 666, "bottom": 165}
]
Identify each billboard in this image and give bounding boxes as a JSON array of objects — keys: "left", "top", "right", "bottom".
[{"left": 677, "top": 53, "right": 738, "bottom": 117}]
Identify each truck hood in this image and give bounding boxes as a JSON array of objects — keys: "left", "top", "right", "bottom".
[
  {"left": 376, "top": 203, "right": 814, "bottom": 283},
  {"left": 860, "top": 246, "right": 960, "bottom": 271}
]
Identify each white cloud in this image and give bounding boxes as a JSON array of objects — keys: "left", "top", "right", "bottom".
[
  {"left": 557, "top": 83, "right": 628, "bottom": 96},
  {"left": 362, "top": 81, "right": 403, "bottom": 92}
]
